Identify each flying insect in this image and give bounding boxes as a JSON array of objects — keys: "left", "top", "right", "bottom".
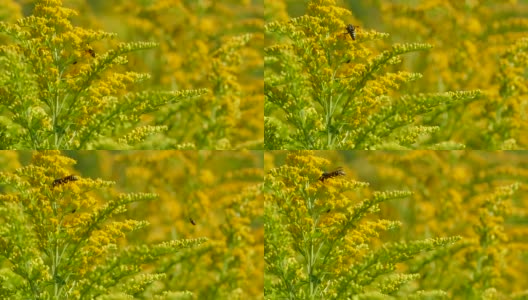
[
  {"left": 346, "top": 24, "right": 357, "bottom": 40},
  {"left": 319, "top": 167, "right": 345, "bottom": 182},
  {"left": 52, "top": 175, "right": 79, "bottom": 187}
]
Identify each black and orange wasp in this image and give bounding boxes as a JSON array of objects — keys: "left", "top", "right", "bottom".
[
  {"left": 52, "top": 175, "right": 79, "bottom": 187},
  {"left": 319, "top": 167, "right": 345, "bottom": 182}
]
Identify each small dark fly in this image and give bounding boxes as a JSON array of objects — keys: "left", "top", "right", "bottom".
[
  {"left": 319, "top": 167, "right": 345, "bottom": 182},
  {"left": 345, "top": 24, "right": 357, "bottom": 40},
  {"left": 189, "top": 218, "right": 196, "bottom": 225},
  {"left": 52, "top": 175, "right": 79, "bottom": 187}
]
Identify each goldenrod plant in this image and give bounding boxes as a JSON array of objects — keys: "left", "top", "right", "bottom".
[
  {"left": 365, "top": 151, "right": 528, "bottom": 299},
  {"left": 265, "top": 150, "right": 528, "bottom": 298},
  {"left": 103, "top": 151, "right": 264, "bottom": 299},
  {"left": 0, "top": 0, "right": 209, "bottom": 149},
  {"left": 264, "top": 151, "right": 460, "bottom": 299},
  {"left": 376, "top": 1, "right": 528, "bottom": 149},
  {"left": 26, "top": 0, "right": 265, "bottom": 150},
  {"left": 107, "top": 0, "right": 264, "bottom": 149},
  {"left": 265, "top": 0, "right": 481, "bottom": 150},
  {"left": 0, "top": 151, "right": 207, "bottom": 299},
  {"left": 0, "top": 150, "right": 264, "bottom": 299}
]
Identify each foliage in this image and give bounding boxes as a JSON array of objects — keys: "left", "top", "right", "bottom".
[
  {"left": 366, "top": 151, "right": 528, "bottom": 299},
  {"left": 0, "top": 151, "right": 208, "bottom": 299},
  {"left": 109, "top": 0, "right": 264, "bottom": 149},
  {"left": 376, "top": 0, "right": 528, "bottom": 149},
  {"left": 0, "top": 0, "right": 263, "bottom": 150},
  {"left": 266, "top": 150, "right": 528, "bottom": 299},
  {"left": 265, "top": 0, "right": 528, "bottom": 149},
  {"left": 106, "top": 150, "right": 264, "bottom": 300},
  {"left": 265, "top": 0, "right": 481, "bottom": 149},
  {"left": 264, "top": 151, "right": 461, "bottom": 299}
]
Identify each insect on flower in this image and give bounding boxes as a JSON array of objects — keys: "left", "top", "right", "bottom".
[
  {"left": 189, "top": 218, "right": 196, "bottom": 225},
  {"left": 319, "top": 167, "right": 345, "bottom": 182},
  {"left": 86, "top": 47, "right": 95, "bottom": 58},
  {"left": 345, "top": 24, "right": 358, "bottom": 40},
  {"left": 52, "top": 175, "right": 79, "bottom": 187},
  {"left": 72, "top": 47, "right": 95, "bottom": 64}
]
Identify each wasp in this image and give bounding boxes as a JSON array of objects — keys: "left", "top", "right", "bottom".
[
  {"left": 72, "top": 47, "right": 95, "bottom": 65},
  {"left": 86, "top": 47, "right": 95, "bottom": 58},
  {"left": 189, "top": 218, "right": 196, "bottom": 225},
  {"left": 345, "top": 24, "right": 358, "bottom": 40},
  {"left": 319, "top": 167, "right": 345, "bottom": 182},
  {"left": 52, "top": 175, "right": 79, "bottom": 187}
]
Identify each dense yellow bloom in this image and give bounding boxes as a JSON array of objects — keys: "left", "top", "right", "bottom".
[
  {"left": 1, "top": 0, "right": 257, "bottom": 149},
  {"left": 103, "top": 150, "right": 264, "bottom": 299},
  {"left": 265, "top": 0, "right": 483, "bottom": 149},
  {"left": 265, "top": 151, "right": 460, "bottom": 298},
  {"left": 0, "top": 151, "right": 219, "bottom": 299},
  {"left": 105, "top": 0, "right": 264, "bottom": 149}
]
